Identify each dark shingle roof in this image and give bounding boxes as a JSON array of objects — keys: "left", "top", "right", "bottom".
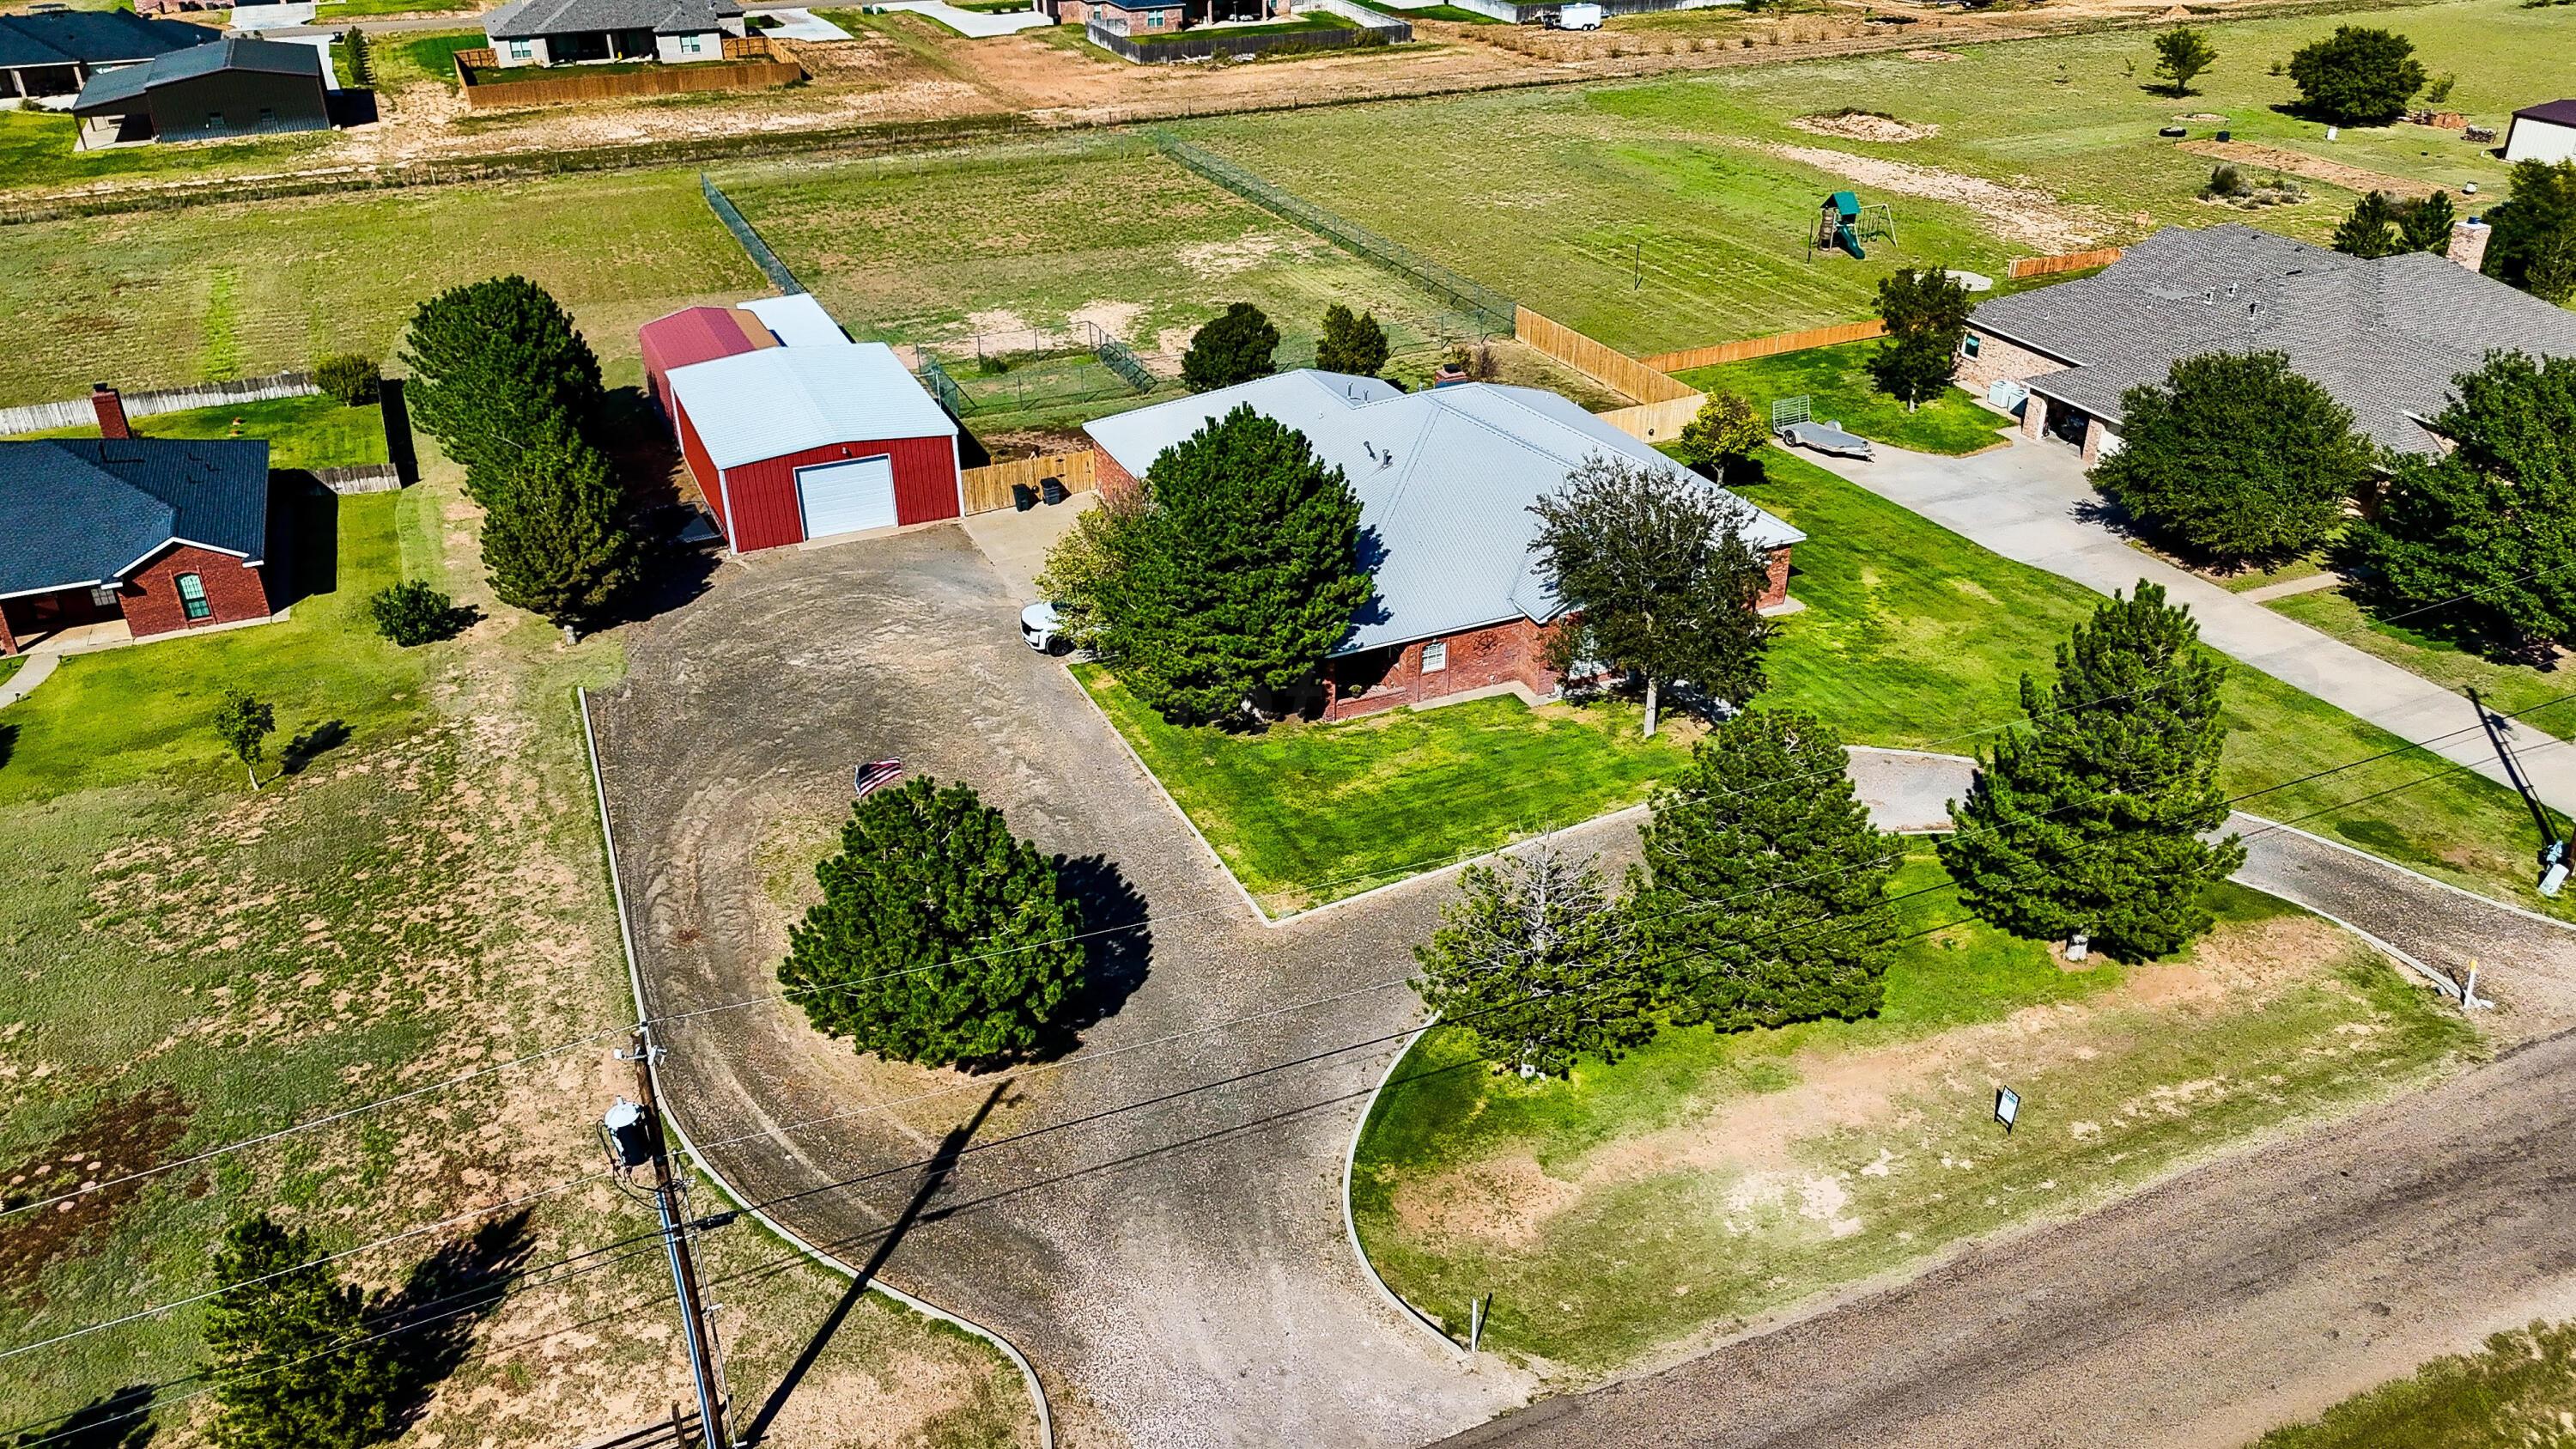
[
  {"left": 483, "top": 0, "right": 741, "bottom": 40},
  {"left": 0, "top": 438, "right": 270, "bottom": 596},
  {"left": 1973, "top": 224, "right": 2576, "bottom": 456},
  {"left": 2512, "top": 100, "right": 2576, "bottom": 128},
  {"left": 0, "top": 9, "right": 214, "bottom": 70},
  {"left": 72, "top": 35, "right": 323, "bottom": 112}
]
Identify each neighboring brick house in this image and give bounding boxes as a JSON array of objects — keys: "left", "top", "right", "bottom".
[
  {"left": 1084, "top": 370, "right": 1803, "bottom": 721},
  {"left": 0, "top": 387, "right": 274, "bottom": 655},
  {"left": 479, "top": 0, "right": 744, "bottom": 67},
  {"left": 0, "top": 9, "right": 214, "bottom": 100},
  {"left": 1960, "top": 222, "right": 2576, "bottom": 466}
]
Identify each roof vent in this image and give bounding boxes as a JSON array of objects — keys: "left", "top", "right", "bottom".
[
  {"left": 2227, "top": 281, "right": 2239, "bottom": 297},
  {"left": 2203, "top": 287, "right": 2216, "bottom": 304},
  {"left": 1364, "top": 441, "right": 1378, "bottom": 460}
]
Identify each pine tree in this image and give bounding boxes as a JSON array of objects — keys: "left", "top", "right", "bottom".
[
  {"left": 398, "top": 277, "right": 605, "bottom": 496},
  {"left": 1632, "top": 709, "right": 1902, "bottom": 1031},
  {"left": 2398, "top": 190, "right": 2456, "bottom": 253},
  {"left": 1868, "top": 267, "right": 1974, "bottom": 411},
  {"left": 2482, "top": 159, "right": 2576, "bottom": 305},
  {"left": 1412, "top": 843, "right": 1646, "bottom": 1077},
  {"left": 1180, "top": 303, "right": 1281, "bottom": 392},
  {"left": 1939, "top": 582, "right": 2242, "bottom": 960},
  {"left": 1315, "top": 304, "right": 1390, "bottom": 378},
  {"left": 781, "top": 777, "right": 1085, "bottom": 1067},
  {"left": 2091, "top": 350, "right": 2372, "bottom": 568},
  {"left": 204, "top": 1215, "right": 401, "bottom": 1449},
  {"left": 1096, "top": 405, "right": 1371, "bottom": 724},
  {"left": 2331, "top": 191, "right": 2404, "bottom": 259},
  {"left": 477, "top": 417, "right": 635, "bottom": 628}
]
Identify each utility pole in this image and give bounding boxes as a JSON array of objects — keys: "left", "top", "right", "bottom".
[{"left": 605, "top": 1027, "right": 733, "bottom": 1449}]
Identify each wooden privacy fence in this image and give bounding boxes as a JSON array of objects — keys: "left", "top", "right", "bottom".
[
  {"left": 961, "top": 451, "right": 1098, "bottom": 516},
  {"left": 2008, "top": 247, "right": 2123, "bottom": 280},
  {"left": 0, "top": 370, "right": 317, "bottom": 435},
  {"left": 455, "top": 40, "right": 801, "bottom": 110},
  {"left": 1640, "top": 319, "right": 1886, "bottom": 375},
  {"left": 1514, "top": 307, "right": 1698, "bottom": 406},
  {"left": 1594, "top": 394, "right": 1704, "bottom": 446}
]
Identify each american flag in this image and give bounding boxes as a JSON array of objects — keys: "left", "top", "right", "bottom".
[{"left": 854, "top": 759, "right": 905, "bottom": 800}]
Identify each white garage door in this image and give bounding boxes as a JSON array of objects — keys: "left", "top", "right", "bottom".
[{"left": 796, "top": 455, "right": 899, "bottom": 539}]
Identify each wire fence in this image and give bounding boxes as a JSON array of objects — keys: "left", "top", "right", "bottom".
[
  {"left": 698, "top": 172, "right": 804, "bottom": 295},
  {"left": 1148, "top": 131, "right": 1518, "bottom": 338}
]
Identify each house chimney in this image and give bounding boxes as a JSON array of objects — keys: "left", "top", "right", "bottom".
[
  {"left": 91, "top": 384, "right": 130, "bottom": 440},
  {"left": 2448, "top": 217, "right": 2493, "bottom": 273}
]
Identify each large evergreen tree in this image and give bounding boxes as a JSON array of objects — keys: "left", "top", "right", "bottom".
[
  {"left": 1939, "top": 583, "right": 2242, "bottom": 960},
  {"left": 781, "top": 776, "right": 1085, "bottom": 1068},
  {"left": 2330, "top": 190, "right": 2405, "bottom": 259},
  {"left": 398, "top": 277, "right": 605, "bottom": 494},
  {"left": 2483, "top": 159, "right": 2576, "bottom": 305},
  {"left": 2399, "top": 190, "right": 2457, "bottom": 254},
  {"left": 1096, "top": 405, "right": 1371, "bottom": 724},
  {"left": 1868, "top": 267, "right": 1974, "bottom": 411},
  {"left": 1632, "top": 709, "right": 1902, "bottom": 1031},
  {"left": 2091, "top": 350, "right": 2372, "bottom": 568},
  {"left": 2342, "top": 351, "right": 2576, "bottom": 647},
  {"left": 204, "top": 1215, "right": 401, "bottom": 1449},
  {"left": 1180, "top": 303, "right": 1281, "bottom": 392},
  {"left": 1413, "top": 843, "right": 1646, "bottom": 1078},
  {"left": 1529, "top": 455, "right": 1774, "bottom": 737},
  {"left": 2285, "top": 26, "right": 2426, "bottom": 126},
  {"left": 1315, "top": 304, "right": 1390, "bottom": 378},
  {"left": 477, "top": 417, "right": 636, "bottom": 628}
]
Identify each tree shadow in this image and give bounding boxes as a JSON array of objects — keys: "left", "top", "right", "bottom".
[
  {"left": 281, "top": 720, "right": 351, "bottom": 775},
  {"left": 1042, "top": 853, "right": 1152, "bottom": 1053},
  {"left": 9, "top": 1385, "right": 155, "bottom": 1449},
  {"left": 738, "top": 1086, "right": 1004, "bottom": 1447},
  {"left": 372, "top": 1210, "right": 536, "bottom": 1432},
  {"left": 0, "top": 722, "right": 16, "bottom": 774}
]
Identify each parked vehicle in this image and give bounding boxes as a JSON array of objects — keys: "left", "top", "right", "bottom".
[
  {"left": 1549, "top": 3, "right": 1602, "bottom": 27},
  {"left": 1021, "top": 600, "right": 1068, "bottom": 654}
]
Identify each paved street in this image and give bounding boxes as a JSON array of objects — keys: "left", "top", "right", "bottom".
[{"left": 1802, "top": 435, "right": 2576, "bottom": 815}]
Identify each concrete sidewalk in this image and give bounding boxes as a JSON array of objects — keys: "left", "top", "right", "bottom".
[{"left": 1802, "top": 434, "right": 2576, "bottom": 816}]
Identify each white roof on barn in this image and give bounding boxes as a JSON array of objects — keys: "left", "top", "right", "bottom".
[
  {"left": 667, "top": 341, "right": 956, "bottom": 469},
  {"left": 1084, "top": 370, "right": 1801, "bottom": 655},
  {"left": 741, "top": 293, "right": 850, "bottom": 349}
]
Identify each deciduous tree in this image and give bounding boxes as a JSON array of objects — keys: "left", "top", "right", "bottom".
[
  {"left": 2286, "top": 26, "right": 2426, "bottom": 126},
  {"left": 1315, "top": 304, "right": 1390, "bottom": 378},
  {"left": 2091, "top": 350, "right": 2372, "bottom": 568},
  {"left": 2482, "top": 159, "right": 2576, "bottom": 305},
  {"left": 1868, "top": 267, "right": 1973, "bottom": 411},
  {"left": 1939, "top": 582, "right": 2242, "bottom": 960},
  {"left": 1632, "top": 709, "right": 1902, "bottom": 1031},
  {"left": 1529, "top": 455, "right": 1774, "bottom": 738},
  {"left": 1673, "top": 388, "right": 1768, "bottom": 477},
  {"left": 2342, "top": 351, "right": 2576, "bottom": 648},
  {"left": 1180, "top": 302, "right": 1280, "bottom": 392},
  {"left": 476, "top": 417, "right": 635, "bottom": 629},
  {"left": 2152, "top": 25, "right": 2216, "bottom": 94},
  {"left": 210, "top": 691, "right": 275, "bottom": 790},
  {"left": 1413, "top": 843, "right": 1645, "bottom": 1078},
  {"left": 1095, "top": 405, "right": 1371, "bottom": 724},
  {"left": 204, "top": 1214, "right": 401, "bottom": 1449},
  {"left": 398, "top": 277, "right": 605, "bottom": 496},
  {"left": 781, "top": 777, "right": 1084, "bottom": 1068}
]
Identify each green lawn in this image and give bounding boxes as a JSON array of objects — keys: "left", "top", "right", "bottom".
[
  {"left": 2266, "top": 585, "right": 2576, "bottom": 722},
  {"left": 1352, "top": 858, "right": 2476, "bottom": 1369},
  {"left": 0, "top": 107, "right": 337, "bottom": 196},
  {"left": 2254, "top": 1320, "right": 2576, "bottom": 1449},
  {"left": 379, "top": 27, "right": 485, "bottom": 88},
  {"left": 1673, "top": 339, "right": 2010, "bottom": 455},
  {"left": 5, "top": 394, "right": 387, "bottom": 472},
  {"left": 0, "top": 656, "right": 22, "bottom": 691},
  {"left": 1346, "top": 0, "right": 1501, "bottom": 20}
]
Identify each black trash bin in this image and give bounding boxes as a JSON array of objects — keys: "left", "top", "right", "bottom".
[
  {"left": 1040, "top": 476, "right": 1068, "bottom": 506},
  {"left": 2216, "top": 128, "right": 2232, "bottom": 142},
  {"left": 1012, "top": 482, "right": 1038, "bottom": 512}
]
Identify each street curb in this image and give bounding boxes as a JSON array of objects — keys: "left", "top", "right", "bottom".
[
  {"left": 576, "top": 686, "right": 1056, "bottom": 1449},
  {"left": 1341, "top": 1018, "right": 1471, "bottom": 1359}
]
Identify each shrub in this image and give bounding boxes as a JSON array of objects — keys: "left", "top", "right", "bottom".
[
  {"left": 368, "top": 580, "right": 462, "bottom": 646},
  {"left": 313, "top": 353, "right": 380, "bottom": 406}
]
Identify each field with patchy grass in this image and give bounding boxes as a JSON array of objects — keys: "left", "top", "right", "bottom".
[
  {"left": 1675, "top": 339, "right": 2009, "bottom": 455},
  {"left": 0, "top": 168, "right": 756, "bottom": 405},
  {"left": 1352, "top": 861, "right": 2477, "bottom": 1371},
  {"left": 5, "top": 395, "right": 387, "bottom": 472},
  {"left": 0, "top": 461, "right": 1032, "bottom": 1445},
  {"left": 1174, "top": 0, "right": 2561, "bottom": 356},
  {"left": 0, "top": 109, "right": 338, "bottom": 194},
  {"left": 2254, "top": 1319, "right": 2576, "bottom": 1449}
]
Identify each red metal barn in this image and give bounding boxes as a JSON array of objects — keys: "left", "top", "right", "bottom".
[{"left": 662, "top": 341, "right": 962, "bottom": 553}]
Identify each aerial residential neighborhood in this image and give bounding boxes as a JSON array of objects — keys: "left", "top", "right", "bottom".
[{"left": 4, "top": 0, "right": 2576, "bottom": 1444}]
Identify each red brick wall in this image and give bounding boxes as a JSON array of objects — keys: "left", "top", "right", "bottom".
[
  {"left": 1760, "top": 545, "right": 1790, "bottom": 611},
  {"left": 1096, "top": 448, "right": 1142, "bottom": 505},
  {"left": 716, "top": 434, "right": 961, "bottom": 553},
  {"left": 120, "top": 544, "right": 272, "bottom": 640},
  {"left": 1323, "top": 616, "right": 1564, "bottom": 721},
  {"left": 1955, "top": 329, "right": 2073, "bottom": 395}
]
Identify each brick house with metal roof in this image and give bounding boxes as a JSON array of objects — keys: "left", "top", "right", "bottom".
[
  {"left": 1959, "top": 223, "right": 2576, "bottom": 466},
  {"left": 0, "top": 388, "right": 274, "bottom": 656},
  {"left": 1083, "top": 370, "right": 1803, "bottom": 721}
]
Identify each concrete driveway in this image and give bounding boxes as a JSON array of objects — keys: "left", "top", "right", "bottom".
[{"left": 1799, "top": 435, "right": 2576, "bottom": 814}]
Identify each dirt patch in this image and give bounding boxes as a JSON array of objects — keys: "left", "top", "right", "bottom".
[
  {"left": 0, "top": 1088, "right": 193, "bottom": 1303},
  {"left": 2179, "top": 139, "right": 2437, "bottom": 201},
  {"left": 1758, "top": 142, "right": 2102, "bottom": 252},
  {"left": 1068, "top": 300, "right": 1145, "bottom": 342},
  {"left": 1904, "top": 47, "right": 1960, "bottom": 61},
  {"left": 1792, "top": 109, "right": 1938, "bottom": 143}
]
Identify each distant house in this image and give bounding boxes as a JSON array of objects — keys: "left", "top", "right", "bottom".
[
  {"left": 2505, "top": 100, "right": 2576, "bottom": 165},
  {"left": 0, "top": 9, "right": 215, "bottom": 101},
  {"left": 479, "top": 0, "right": 746, "bottom": 67},
  {"left": 1084, "top": 371, "right": 1803, "bottom": 721},
  {"left": 1049, "top": 0, "right": 1285, "bottom": 34},
  {"left": 0, "top": 388, "right": 275, "bottom": 656},
  {"left": 70, "top": 36, "right": 329, "bottom": 149},
  {"left": 1958, "top": 223, "right": 2576, "bottom": 466}
]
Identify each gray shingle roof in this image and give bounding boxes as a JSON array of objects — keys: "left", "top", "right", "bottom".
[
  {"left": 0, "top": 438, "right": 270, "bottom": 596},
  {"left": 71, "top": 35, "right": 319, "bottom": 113},
  {"left": 483, "top": 0, "right": 741, "bottom": 40},
  {"left": 1972, "top": 224, "right": 2576, "bottom": 456},
  {"left": 1084, "top": 371, "right": 1802, "bottom": 654},
  {"left": 0, "top": 9, "right": 214, "bottom": 70}
]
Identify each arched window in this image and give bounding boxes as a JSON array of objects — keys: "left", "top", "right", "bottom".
[{"left": 175, "top": 573, "right": 211, "bottom": 621}]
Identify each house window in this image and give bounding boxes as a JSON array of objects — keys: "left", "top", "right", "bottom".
[
  {"left": 679, "top": 33, "right": 706, "bottom": 53},
  {"left": 89, "top": 585, "right": 118, "bottom": 608},
  {"left": 1421, "top": 641, "right": 1449, "bottom": 673},
  {"left": 1961, "top": 334, "right": 1982, "bottom": 359},
  {"left": 175, "top": 573, "right": 211, "bottom": 621},
  {"left": 506, "top": 38, "right": 533, "bottom": 58},
  {"left": 1147, "top": 9, "right": 1163, "bottom": 24}
]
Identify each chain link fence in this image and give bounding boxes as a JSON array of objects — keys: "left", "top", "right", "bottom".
[{"left": 699, "top": 173, "right": 805, "bottom": 295}]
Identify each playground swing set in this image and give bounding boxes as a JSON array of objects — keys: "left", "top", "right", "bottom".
[{"left": 1807, "top": 190, "right": 1897, "bottom": 260}]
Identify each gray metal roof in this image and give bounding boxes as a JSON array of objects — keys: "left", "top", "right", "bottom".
[
  {"left": 0, "top": 438, "right": 270, "bottom": 596},
  {"left": 0, "top": 9, "right": 213, "bottom": 70},
  {"left": 1973, "top": 224, "right": 2576, "bottom": 456},
  {"left": 483, "top": 0, "right": 741, "bottom": 39},
  {"left": 71, "top": 35, "right": 319, "bottom": 113},
  {"left": 1084, "top": 370, "right": 1802, "bottom": 655},
  {"left": 665, "top": 340, "right": 957, "bottom": 468}
]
